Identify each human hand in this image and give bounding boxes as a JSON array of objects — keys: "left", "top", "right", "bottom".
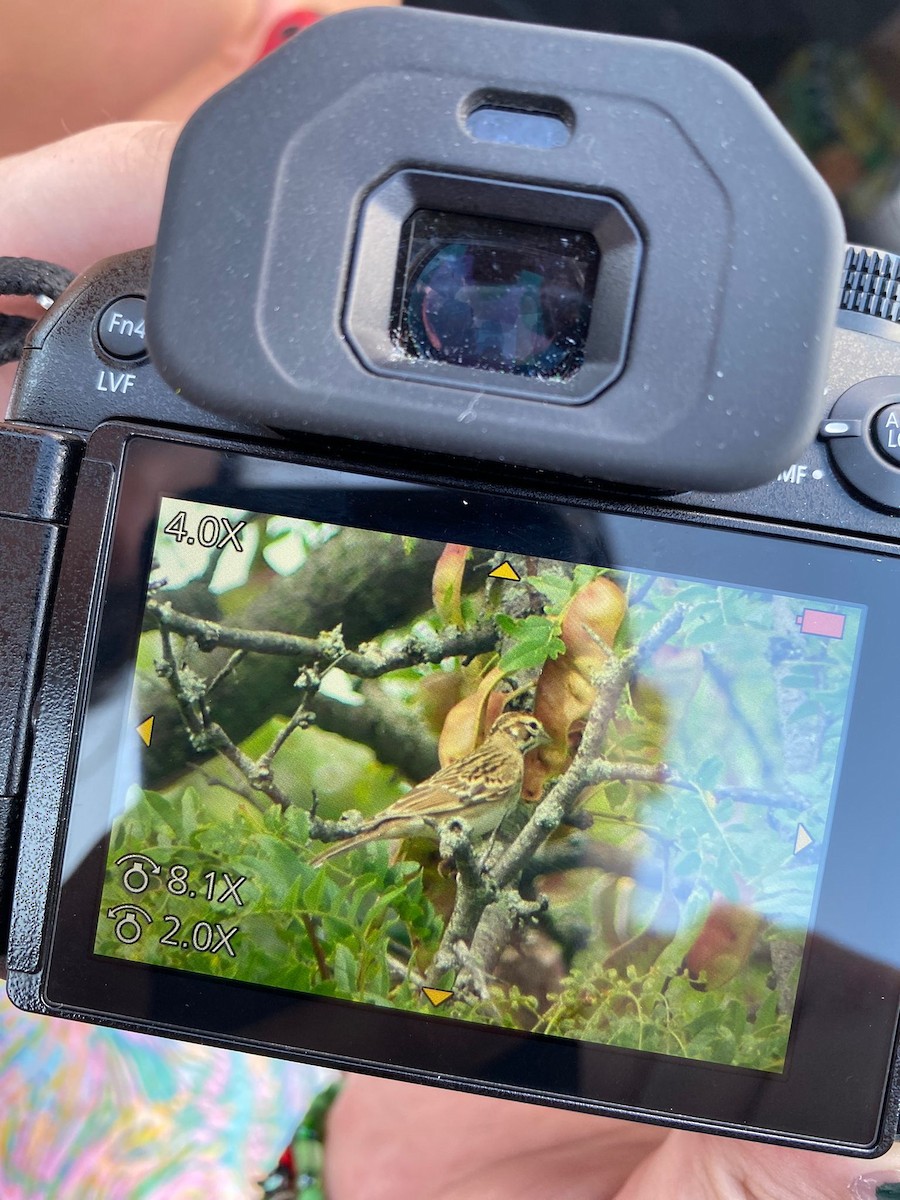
[
  {"left": 326, "top": 1073, "right": 900, "bottom": 1200},
  {"left": 0, "top": 120, "right": 178, "bottom": 415}
]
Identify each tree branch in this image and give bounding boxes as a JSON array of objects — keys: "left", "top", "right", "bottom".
[
  {"left": 492, "top": 605, "right": 686, "bottom": 891},
  {"left": 140, "top": 530, "right": 449, "bottom": 786},
  {"left": 427, "top": 821, "right": 497, "bottom": 984},
  {"left": 434, "top": 605, "right": 687, "bottom": 986},
  {"left": 155, "top": 622, "right": 292, "bottom": 811},
  {"left": 147, "top": 598, "right": 498, "bottom": 679}
]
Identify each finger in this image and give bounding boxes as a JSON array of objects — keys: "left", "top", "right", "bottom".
[
  {"left": 0, "top": 121, "right": 178, "bottom": 413},
  {"left": 0, "top": 121, "right": 178, "bottom": 271},
  {"left": 617, "top": 1128, "right": 900, "bottom": 1200},
  {"left": 326, "top": 1076, "right": 666, "bottom": 1200}
]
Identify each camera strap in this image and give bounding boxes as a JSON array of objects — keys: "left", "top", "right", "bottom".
[{"left": 0, "top": 257, "right": 75, "bottom": 367}]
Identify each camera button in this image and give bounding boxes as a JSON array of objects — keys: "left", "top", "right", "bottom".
[
  {"left": 872, "top": 404, "right": 900, "bottom": 467},
  {"left": 823, "top": 378, "right": 900, "bottom": 508},
  {"left": 96, "top": 296, "right": 147, "bottom": 361}
]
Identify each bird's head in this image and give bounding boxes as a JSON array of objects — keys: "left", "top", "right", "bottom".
[{"left": 490, "top": 711, "right": 551, "bottom": 754}]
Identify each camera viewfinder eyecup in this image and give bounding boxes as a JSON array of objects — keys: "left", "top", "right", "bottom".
[{"left": 147, "top": 6, "right": 845, "bottom": 495}]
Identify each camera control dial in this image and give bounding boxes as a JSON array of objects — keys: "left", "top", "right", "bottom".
[
  {"left": 820, "top": 378, "right": 900, "bottom": 509},
  {"left": 821, "top": 248, "right": 900, "bottom": 508}
]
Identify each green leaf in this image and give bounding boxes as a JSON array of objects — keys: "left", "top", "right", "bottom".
[
  {"left": 285, "top": 865, "right": 316, "bottom": 912},
  {"left": 302, "top": 867, "right": 332, "bottom": 913},
  {"left": 572, "top": 564, "right": 600, "bottom": 590},
  {"left": 391, "top": 860, "right": 420, "bottom": 880},
  {"left": 284, "top": 804, "right": 310, "bottom": 843},
  {"left": 320, "top": 915, "right": 356, "bottom": 944},
  {"left": 179, "top": 787, "right": 203, "bottom": 839},
  {"left": 332, "top": 943, "right": 357, "bottom": 994},
  {"left": 681, "top": 620, "right": 725, "bottom": 647},
  {"left": 526, "top": 572, "right": 574, "bottom": 613},
  {"left": 364, "top": 884, "right": 411, "bottom": 928},
  {"left": 674, "top": 851, "right": 702, "bottom": 878},
  {"left": 138, "top": 789, "right": 180, "bottom": 837},
  {"left": 754, "top": 989, "right": 779, "bottom": 1028},
  {"left": 723, "top": 998, "right": 748, "bottom": 1040},
  {"left": 499, "top": 616, "right": 565, "bottom": 674}
]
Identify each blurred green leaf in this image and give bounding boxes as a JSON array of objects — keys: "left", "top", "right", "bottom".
[{"left": 526, "top": 572, "right": 573, "bottom": 613}]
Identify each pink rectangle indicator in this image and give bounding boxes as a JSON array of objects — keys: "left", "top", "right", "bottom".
[{"left": 798, "top": 609, "right": 846, "bottom": 639}]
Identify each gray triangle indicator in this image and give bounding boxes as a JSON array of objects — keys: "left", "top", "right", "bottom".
[{"left": 793, "top": 823, "right": 813, "bottom": 855}]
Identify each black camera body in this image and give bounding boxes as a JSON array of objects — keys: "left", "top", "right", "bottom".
[{"left": 4, "top": 6, "right": 900, "bottom": 1160}]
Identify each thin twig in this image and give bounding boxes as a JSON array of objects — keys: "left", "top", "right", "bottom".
[
  {"left": 197, "top": 769, "right": 260, "bottom": 807},
  {"left": 206, "top": 649, "right": 246, "bottom": 696},
  {"left": 257, "top": 693, "right": 315, "bottom": 776},
  {"left": 300, "top": 913, "right": 331, "bottom": 981}
]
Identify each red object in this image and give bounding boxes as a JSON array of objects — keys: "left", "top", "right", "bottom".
[
  {"left": 277, "top": 1143, "right": 296, "bottom": 1177},
  {"left": 798, "top": 609, "right": 846, "bottom": 639},
  {"left": 257, "top": 10, "right": 320, "bottom": 60}
]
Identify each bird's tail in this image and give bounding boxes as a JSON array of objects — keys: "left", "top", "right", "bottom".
[{"left": 310, "top": 827, "right": 383, "bottom": 867}]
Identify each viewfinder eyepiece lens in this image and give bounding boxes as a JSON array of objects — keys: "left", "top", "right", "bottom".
[{"left": 395, "top": 210, "right": 599, "bottom": 380}]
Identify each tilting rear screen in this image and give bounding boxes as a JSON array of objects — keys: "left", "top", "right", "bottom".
[{"left": 93, "top": 496, "right": 863, "bottom": 1073}]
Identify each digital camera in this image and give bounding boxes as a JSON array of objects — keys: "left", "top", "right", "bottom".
[{"left": 4, "top": 5, "right": 900, "bottom": 1159}]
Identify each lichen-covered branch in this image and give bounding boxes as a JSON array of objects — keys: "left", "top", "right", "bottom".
[
  {"left": 156, "top": 625, "right": 292, "bottom": 811},
  {"left": 426, "top": 821, "right": 498, "bottom": 985},
  {"left": 149, "top": 595, "right": 485, "bottom": 796},
  {"left": 140, "top": 530, "right": 458, "bottom": 785},
  {"left": 493, "top": 605, "right": 686, "bottom": 891},
  {"left": 147, "top": 598, "right": 498, "bottom": 678}
]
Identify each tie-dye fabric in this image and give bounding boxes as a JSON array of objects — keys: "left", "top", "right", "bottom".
[{"left": 0, "top": 989, "right": 337, "bottom": 1199}]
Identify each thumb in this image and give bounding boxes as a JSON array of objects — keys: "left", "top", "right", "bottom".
[{"left": 0, "top": 120, "right": 178, "bottom": 411}]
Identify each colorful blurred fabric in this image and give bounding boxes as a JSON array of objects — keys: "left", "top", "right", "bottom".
[{"left": 0, "top": 989, "right": 337, "bottom": 1199}]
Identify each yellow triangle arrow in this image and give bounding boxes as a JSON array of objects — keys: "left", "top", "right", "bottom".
[
  {"left": 422, "top": 986, "right": 454, "bottom": 1008},
  {"left": 136, "top": 716, "right": 155, "bottom": 748},
  {"left": 793, "top": 823, "right": 813, "bottom": 855},
  {"left": 489, "top": 561, "right": 520, "bottom": 582}
]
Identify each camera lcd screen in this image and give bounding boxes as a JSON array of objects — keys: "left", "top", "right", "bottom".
[
  {"left": 98, "top": 502, "right": 861, "bottom": 1073},
  {"left": 41, "top": 435, "right": 900, "bottom": 1150}
]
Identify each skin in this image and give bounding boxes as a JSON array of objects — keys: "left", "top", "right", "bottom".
[
  {"left": 2, "top": 27, "right": 900, "bottom": 1200},
  {"left": 0, "top": 0, "right": 397, "bottom": 413},
  {"left": 0, "top": 1, "right": 256, "bottom": 157},
  {"left": 0, "top": 121, "right": 181, "bottom": 414},
  {"left": 326, "top": 1075, "right": 900, "bottom": 1200},
  {"left": 0, "top": 0, "right": 396, "bottom": 156}
]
